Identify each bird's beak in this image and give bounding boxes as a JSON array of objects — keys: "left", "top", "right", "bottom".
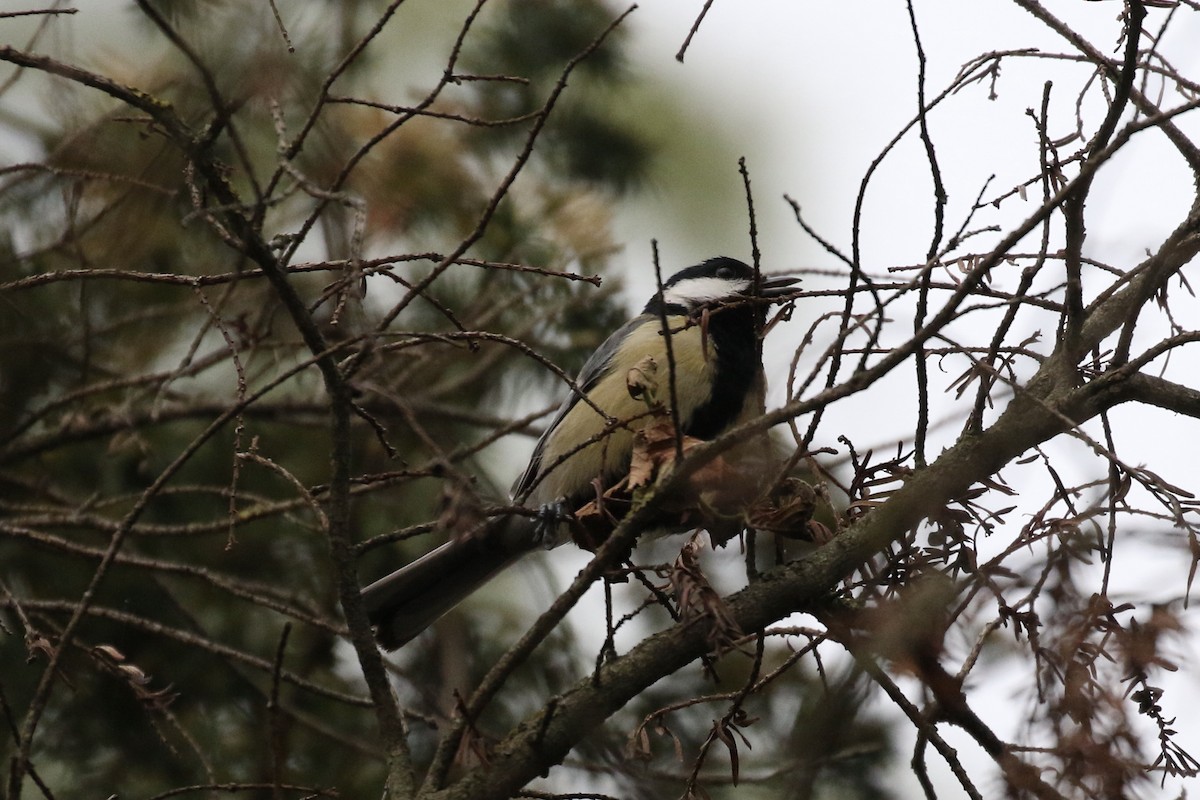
[{"left": 756, "top": 274, "right": 801, "bottom": 298}]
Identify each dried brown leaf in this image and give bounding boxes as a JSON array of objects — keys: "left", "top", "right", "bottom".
[
  {"left": 625, "top": 354, "right": 660, "bottom": 404},
  {"left": 671, "top": 537, "right": 742, "bottom": 652},
  {"left": 747, "top": 477, "right": 817, "bottom": 539}
]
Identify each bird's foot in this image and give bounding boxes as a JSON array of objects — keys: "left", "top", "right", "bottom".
[{"left": 532, "top": 500, "right": 573, "bottom": 548}]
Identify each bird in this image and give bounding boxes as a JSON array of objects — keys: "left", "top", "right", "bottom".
[{"left": 361, "top": 256, "right": 799, "bottom": 649}]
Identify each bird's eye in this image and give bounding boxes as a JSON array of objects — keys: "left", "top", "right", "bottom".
[{"left": 716, "top": 266, "right": 734, "bottom": 279}]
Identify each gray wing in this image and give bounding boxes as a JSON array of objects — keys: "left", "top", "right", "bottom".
[{"left": 510, "top": 314, "right": 648, "bottom": 501}]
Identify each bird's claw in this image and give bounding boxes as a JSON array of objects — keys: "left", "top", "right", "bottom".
[{"left": 532, "top": 500, "right": 572, "bottom": 548}]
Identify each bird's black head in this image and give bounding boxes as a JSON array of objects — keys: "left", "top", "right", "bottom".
[{"left": 646, "top": 257, "right": 798, "bottom": 315}]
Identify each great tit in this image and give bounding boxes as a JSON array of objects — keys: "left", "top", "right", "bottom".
[{"left": 362, "top": 256, "right": 799, "bottom": 649}]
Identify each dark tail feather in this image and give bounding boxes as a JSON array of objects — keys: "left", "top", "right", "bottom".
[{"left": 362, "top": 517, "right": 537, "bottom": 650}]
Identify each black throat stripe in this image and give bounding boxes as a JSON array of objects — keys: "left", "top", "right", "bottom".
[{"left": 682, "top": 304, "right": 759, "bottom": 440}]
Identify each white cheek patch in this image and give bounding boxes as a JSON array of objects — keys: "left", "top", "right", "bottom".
[{"left": 662, "top": 277, "right": 749, "bottom": 306}]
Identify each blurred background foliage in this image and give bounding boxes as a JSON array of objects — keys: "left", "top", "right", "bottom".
[{"left": 0, "top": 1, "right": 890, "bottom": 798}]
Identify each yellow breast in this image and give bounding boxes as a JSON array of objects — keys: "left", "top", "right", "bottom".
[{"left": 527, "top": 316, "right": 714, "bottom": 506}]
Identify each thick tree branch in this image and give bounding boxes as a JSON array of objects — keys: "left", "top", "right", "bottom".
[{"left": 1117, "top": 373, "right": 1200, "bottom": 418}]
